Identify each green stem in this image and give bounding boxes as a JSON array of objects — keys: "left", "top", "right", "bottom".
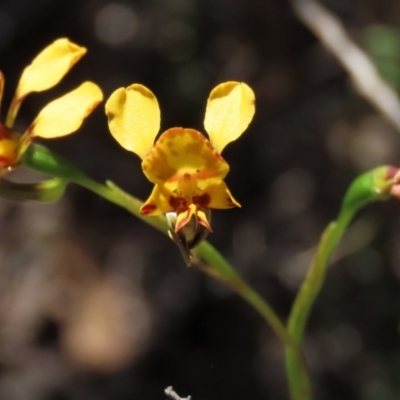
[
  {"left": 285, "top": 209, "right": 353, "bottom": 400},
  {"left": 194, "top": 241, "right": 294, "bottom": 347},
  {"left": 22, "top": 144, "right": 168, "bottom": 233},
  {"left": 23, "top": 143, "right": 311, "bottom": 399},
  {"left": 284, "top": 166, "right": 394, "bottom": 400},
  {"left": 194, "top": 242, "right": 312, "bottom": 400},
  {"left": 287, "top": 210, "right": 353, "bottom": 344}
]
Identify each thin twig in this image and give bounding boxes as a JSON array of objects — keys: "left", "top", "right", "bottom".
[
  {"left": 290, "top": 0, "right": 400, "bottom": 133},
  {"left": 165, "top": 386, "right": 192, "bottom": 400}
]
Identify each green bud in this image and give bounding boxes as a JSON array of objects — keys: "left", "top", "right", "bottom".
[{"left": 341, "top": 166, "right": 395, "bottom": 213}]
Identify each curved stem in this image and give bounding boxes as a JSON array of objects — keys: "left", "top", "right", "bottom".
[
  {"left": 287, "top": 210, "right": 353, "bottom": 343},
  {"left": 284, "top": 166, "right": 394, "bottom": 400},
  {"left": 193, "top": 244, "right": 312, "bottom": 400},
  {"left": 22, "top": 143, "right": 311, "bottom": 399},
  {"left": 285, "top": 209, "right": 353, "bottom": 400},
  {"left": 22, "top": 143, "right": 169, "bottom": 232},
  {"left": 193, "top": 242, "right": 294, "bottom": 347}
]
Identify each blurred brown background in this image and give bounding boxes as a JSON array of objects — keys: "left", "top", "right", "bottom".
[{"left": 1, "top": 0, "right": 400, "bottom": 399}]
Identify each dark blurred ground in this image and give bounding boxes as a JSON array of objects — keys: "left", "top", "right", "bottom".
[{"left": 1, "top": 0, "right": 400, "bottom": 399}]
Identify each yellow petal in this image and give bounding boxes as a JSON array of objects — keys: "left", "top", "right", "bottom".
[
  {"left": 204, "top": 81, "right": 255, "bottom": 153},
  {"left": 105, "top": 84, "right": 160, "bottom": 159},
  {"left": 28, "top": 81, "right": 103, "bottom": 139},
  {"left": 7, "top": 38, "right": 86, "bottom": 127},
  {"left": 16, "top": 38, "right": 86, "bottom": 99},
  {"left": 196, "top": 208, "right": 212, "bottom": 231},
  {"left": 142, "top": 127, "right": 229, "bottom": 191},
  {"left": 175, "top": 204, "right": 212, "bottom": 233},
  {"left": 175, "top": 204, "right": 197, "bottom": 232},
  {"left": 194, "top": 180, "right": 241, "bottom": 209},
  {"left": 140, "top": 184, "right": 176, "bottom": 216}
]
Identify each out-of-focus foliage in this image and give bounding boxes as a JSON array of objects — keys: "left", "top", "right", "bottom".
[{"left": 364, "top": 24, "right": 400, "bottom": 92}]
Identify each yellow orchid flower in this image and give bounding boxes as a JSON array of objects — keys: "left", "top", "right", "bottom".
[
  {"left": 0, "top": 38, "right": 103, "bottom": 174},
  {"left": 106, "top": 81, "right": 255, "bottom": 255}
]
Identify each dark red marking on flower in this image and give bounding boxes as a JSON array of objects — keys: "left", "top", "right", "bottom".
[
  {"left": 141, "top": 203, "right": 157, "bottom": 215},
  {"left": 387, "top": 166, "right": 399, "bottom": 180},
  {"left": 0, "top": 156, "right": 11, "bottom": 166},
  {"left": 0, "top": 123, "right": 13, "bottom": 140},
  {"left": 193, "top": 193, "right": 210, "bottom": 208},
  {"left": 169, "top": 195, "right": 187, "bottom": 211}
]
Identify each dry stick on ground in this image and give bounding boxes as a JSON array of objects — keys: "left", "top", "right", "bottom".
[
  {"left": 290, "top": 0, "right": 400, "bottom": 134},
  {"left": 165, "top": 386, "right": 192, "bottom": 400}
]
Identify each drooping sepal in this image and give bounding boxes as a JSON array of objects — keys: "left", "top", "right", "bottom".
[
  {"left": 140, "top": 184, "right": 176, "bottom": 216},
  {"left": 195, "top": 180, "right": 241, "bottom": 209}
]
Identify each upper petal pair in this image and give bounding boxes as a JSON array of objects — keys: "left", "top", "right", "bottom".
[
  {"left": 6, "top": 38, "right": 88, "bottom": 127},
  {"left": 0, "top": 38, "right": 103, "bottom": 163},
  {"left": 105, "top": 81, "right": 255, "bottom": 158},
  {"left": 28, "top": 82, "right": 103, "bottom": 139}
]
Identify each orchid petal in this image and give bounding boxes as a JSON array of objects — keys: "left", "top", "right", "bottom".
[
  {"left": 204, "top": 81, "right": 255, "bottom": 153},
  {"left": 106, "top": 84, "right": 160, "bottom": 159},
  {"left": 175, "top": 204, "right": 197, "bottom": 232},
  {"left": 140, "top": 184, "right": 176, "bottom": 216},
  {"left": 28, "top": 81, "right": 103, "bottom": 139},
  {"left": 142, "top": 127, "right": 229, "bottom": 191},
  {"left": 7, "top": 38, "right": 86, "bottom": 127},
  {"left": 194, "top": 180, "right": 241, "bottom": 209},
  {"left": 196, "top": 208, "right": 212, "bottom": 231}
]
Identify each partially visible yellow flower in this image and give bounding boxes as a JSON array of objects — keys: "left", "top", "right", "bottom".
[
  {"left": 0, "top": 38, "right": 103, "bottom": 174},
  {"left": 106, "top": 81, "right": 255, "bottom": 250}
]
